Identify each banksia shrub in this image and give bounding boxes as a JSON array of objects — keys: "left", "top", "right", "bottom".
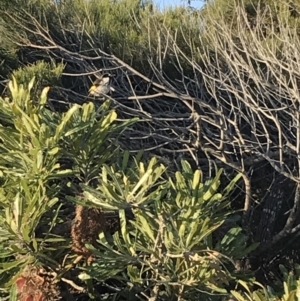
[
  {"left": 0, "top": 78, "right": 136, "bottom": 300},
  {"left": 73, "top": 154, "right": 248, "bottom": 300}
]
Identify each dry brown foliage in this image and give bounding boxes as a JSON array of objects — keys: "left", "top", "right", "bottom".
[
  {"left": 16, "top": 265, "right": 60, "bottom": 301},
  {"left": 71, "top": 205, "right": 121, "bottom": 264}
]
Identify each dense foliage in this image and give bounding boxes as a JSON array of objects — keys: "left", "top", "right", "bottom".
[{"left": 1, "top": 0, "right": 300, "bottom": 300}]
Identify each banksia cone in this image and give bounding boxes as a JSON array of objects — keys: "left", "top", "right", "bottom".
[
  {"left": 71, "top": 205, "right": 108, "bottom": 263},
  {"left": 15, "top": 265, "right": 60, "bottom": 301},
  {"left": 71, "top": 204, "right": 134, "bottom": 264}
]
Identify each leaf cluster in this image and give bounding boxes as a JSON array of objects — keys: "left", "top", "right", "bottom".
[
  {"left": 0, "top": 77, "right": 134, "bottom": 297},
  {"left": 72, "top": 154, "right": 251, "bottom": 299},
  {"left": 0, "top": 78, "right": 254, "bottom": 300}
]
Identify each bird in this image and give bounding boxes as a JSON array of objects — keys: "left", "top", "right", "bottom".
[{"left": 88, "top": 73, "right": 113, "bottom": 98}]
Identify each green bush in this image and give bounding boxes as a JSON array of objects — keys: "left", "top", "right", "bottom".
[
  {"left": 231, "top": 265, "right": 300, "bottom": 301},
  {"left": 10, "top": 61, "right": 64, "bottom": 95},
  {"left": 71, "top": 156, "right": 246, "bottom": 299},
  {"left": 0, "top": 77, "right": 135, "bottom": 299},
  {"left": 0, "top": 78, "right": 249, "bottom": 300}
]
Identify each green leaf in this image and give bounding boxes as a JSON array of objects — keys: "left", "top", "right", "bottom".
[
  {"left": 202, "top": 169, "right": 222, "bottom": 201},
  {"left": 230, "top": 290, "right": 248, "bottom": 301},
  {"left": 130, "top": 168, "right": 153, "bottom": 199},
  {"left": 40, "top": 86, "right": 50, "bottom": 105},
  {"left": 223, "top": 172, "right": 242, "bottom": 197},
  {"left": 192, "top": 169, "right": 202, "bottom": 190},
  {"left": 78, "top": 272, "right": 92, "bottom": 281},
  {"left": 122, "top": 150, "right": 130, "bottom": 171},
  {"left": 36, "top": 150, "right": 43, "bottom": 170},
  {"left": 0, "top": 257, "right": 27, "bottom": 272},
  {"left": 55, "top": 104, "right": 79, "bottom": 139},
  {"left": 48, "top": 147, "right": 59, "bottom": 155},
  {"left": 27, "top": 76, "right": 35, "bottom": 92},
  {"left": 127, "top": 265, "right": 142, "bottom": 284},
  {"left": 136, "top": 214, "right": 156, "bottom": 243}
]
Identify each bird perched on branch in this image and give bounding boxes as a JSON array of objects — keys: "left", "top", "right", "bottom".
[{"left": 88, "top": 73, "right": 113, "bottom": 98}]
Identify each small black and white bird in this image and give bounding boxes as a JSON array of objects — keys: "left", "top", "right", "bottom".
[{"left": 88, "top": 73, "right": 113, "bottom": 98}]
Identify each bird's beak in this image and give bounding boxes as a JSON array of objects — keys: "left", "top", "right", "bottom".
[{"left": 88, "top": 85, "right": 97, "bottom": 93}]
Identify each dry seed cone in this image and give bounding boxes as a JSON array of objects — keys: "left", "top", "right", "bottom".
[{"left": 16, "top": 265, "right": 60, "bottom": 301}]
